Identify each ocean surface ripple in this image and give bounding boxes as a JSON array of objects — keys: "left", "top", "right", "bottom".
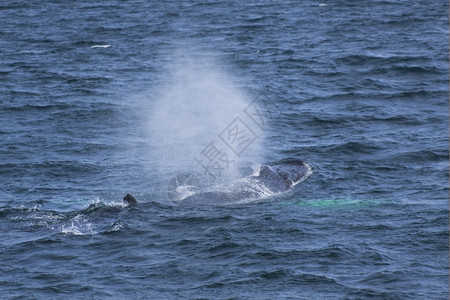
[{"left": 0, "top": 0, "right": 448, "bottom": 299}]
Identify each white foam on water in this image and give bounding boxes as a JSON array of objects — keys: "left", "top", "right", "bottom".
[
  {"left": 91, "top": 44, "right": 111, "bottom": 48},
  {"left": 61, "top": 215, "right": 97, "bottom": 236}
]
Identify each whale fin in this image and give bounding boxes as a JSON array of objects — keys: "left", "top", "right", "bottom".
[{"left": 123, "top": 193, "right": 138, "bottom": 206}]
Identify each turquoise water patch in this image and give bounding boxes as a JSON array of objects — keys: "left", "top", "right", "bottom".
[{"left": 285, "top": 198, "right": 377, "bottom": 208}]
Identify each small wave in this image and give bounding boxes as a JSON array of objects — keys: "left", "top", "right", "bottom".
[
  {"left": 0, "top": 161, "right": 104, "bottom": 180},
  {"left": 328, "top": 141, "right": 384, "bottom": 155},
  {"left": 5, "top": 90, "right": 41, "bottom": 97},
  {"left": 0, "top": 204, "right": 42, "bottom": 218},
  {"left": 18, "top": 49, "right": 48, "bottom": 55},
  {"left": 90, "top": 44, "right": 111, "bottom": 48},
  {"left": 389, "top": 149, "right": 449, "bottom": 163},
  {"left": 335, "top": 53, "right": 432, "bottom": 66},
  {"left": 108, "top": 220, "right": 125, "bottom": 233},
  {"left": 358, "top": 269, "right": 408, "bottom": 285},
  {"left": 369, "top": 64, "right": 446, "bottom": 77},
  {"left": 2, "top": 103, "right": 70, "bottom": 112},
  {"left": 304, "top": 115, "right": 349, "bottom": 125}
]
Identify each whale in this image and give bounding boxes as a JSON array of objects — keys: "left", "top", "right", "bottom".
[
  {"left": 123, "top": 193, "right": 138, "bottom": 206},
  {"left": 123, "top": 159, "right": 312, "bottom": 206},
  {"left": 176, "top": 159, "right": 312, "bottom": 206}
]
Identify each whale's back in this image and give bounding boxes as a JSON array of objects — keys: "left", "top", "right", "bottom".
[{"left": 178, "top": 160, "right": 312, "bottom": 206}]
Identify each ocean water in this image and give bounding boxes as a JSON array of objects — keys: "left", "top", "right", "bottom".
[{"left": 0, "top": 0, "right": 448, "bottom": 299}]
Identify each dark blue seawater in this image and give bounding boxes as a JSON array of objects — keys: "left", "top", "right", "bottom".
[{"left": 1, "top": 0, "right": 448, "bottom": 299}]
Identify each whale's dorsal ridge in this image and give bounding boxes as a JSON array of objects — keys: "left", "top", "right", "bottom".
[
  {"left": 177, "top": 160, "right": 312, "bottom": 205},
  {"left": 123, "top": 160, "right": 312, "bottom": 207},
  {"left": 259, "top": 165, "right": 280, "bottom": 179}
]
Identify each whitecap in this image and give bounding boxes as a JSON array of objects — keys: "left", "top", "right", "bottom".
[
  {"left": 61, "top": 215, "right": 97, "bottom": 235},
  {"left": 91, "top": 44, "right": 111, "bottom": 48},
  {"left": 85, "top": 197, "right": 125, "bottom": 208},
  {"left": 109, "top": 220, "right": 125, "bottom": 232}
]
